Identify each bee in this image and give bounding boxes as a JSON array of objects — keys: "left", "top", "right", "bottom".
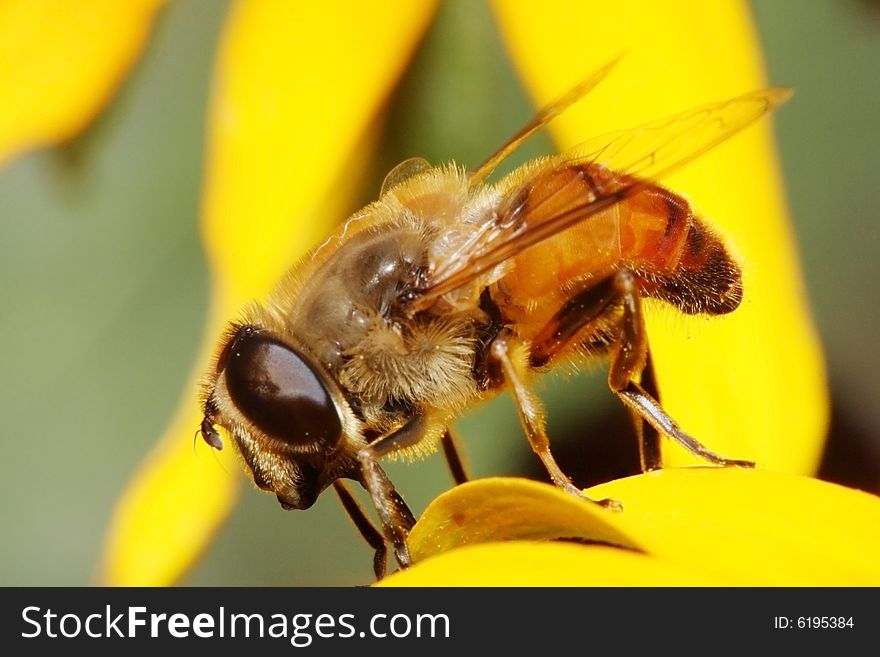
[{"left": 199, "top": 58, "right": 791, "bottom": 579}]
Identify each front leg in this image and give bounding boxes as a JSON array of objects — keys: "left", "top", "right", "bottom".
[
  {"left": 440, "top": 427, "right": 470, "bottom": 486},
  {"left": 356, "top": 416, "right": 425, "bottom": 570},
  {"left": 333, "top": 480, "right": 388, "bottom": 581}
]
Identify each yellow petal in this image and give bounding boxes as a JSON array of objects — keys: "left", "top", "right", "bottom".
[
  {"left": 406, "top": 477, "right": 641, "bottom": 561},
  {"left": 491, "top": 0, "right": 827, "bottom": 473},
  {"left": 587, "top": 469, "right": 880, "bottom": 585},
  {"left": 381, "top": 542, "right": 737, "bottom": 586},
  {"left": 0, "top": 0, "right": 165, "bottom": 166},
  {"left": 96, "top": 379, "right": 242, "bottom": 587},
  {"left": 98, "top": 0, "right": 438, "bottom": 585},
  {"left": 202, "top": 0, "right": 440, "bottom": 304},
  {"left": 390, "top": 472, "right": 880, "bottom": 586}
]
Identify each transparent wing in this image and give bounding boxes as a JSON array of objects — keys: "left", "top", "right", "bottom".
[
  {"left": 406, "top": 87, "right": 792, "bottom": 313},
  {"left": 469, "top": 54, "right": 622, "bottom": 185},
  {"left": 569, "top": 87, "right": 791, "bottom": 182}
]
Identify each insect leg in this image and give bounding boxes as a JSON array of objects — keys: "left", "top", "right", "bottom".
[
  {"left": 529, "top": 272, "right": 662, "bottom": 472},
  {"left": 529, "top": 275, "right": 619, "bottom": 367},
  {"left": 609, "top": 269, "right": 754, "bottom": 468},
  {"left": 333, "top": 480, "right": 387, "bottom": 581},
  {"left": 441, "top": 427, "right": 469, "bottom": 485},
  {"left": 490, "top": 333, "right": 620, "bottom": 509},
  {"left": 635, "top": 352, "right": 664, "bottom": 471},
  {"left": 529, "top": 274, "right": 660, "bottom": 470},
  {"left": 356, "top": 416, "right": 424, "bottom": 569}
]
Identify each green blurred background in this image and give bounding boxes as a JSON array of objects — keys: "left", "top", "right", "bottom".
[{"left": 1, "top": 0, "right": 878, "bottom": 586}]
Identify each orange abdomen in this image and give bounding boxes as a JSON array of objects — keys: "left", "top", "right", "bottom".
[{"left": 493, "top": 163, "right": 694, "bottom": 337}]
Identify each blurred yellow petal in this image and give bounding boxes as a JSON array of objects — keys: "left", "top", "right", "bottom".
[
  {"left": 0, "top": 0, "right": 165, "bottom": 166},
  {"left": 202, "top": 0, "right": 440, "bottom": 304},
  {"left": 99, "top": 0, "right": 438, "bottom": 585},
  {"left": 492, "top": 0, "right": 827, "bottom": 473},
  {"left": 97, "top": 396, "right": 242, "bottom": 587},
  {"left": 389, "top": 471, "right": 880, "bottom": 586}
]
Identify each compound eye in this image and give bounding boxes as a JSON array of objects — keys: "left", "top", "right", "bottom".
[{"left": 223, "top": 328, "right": 342, "bottom": 447}]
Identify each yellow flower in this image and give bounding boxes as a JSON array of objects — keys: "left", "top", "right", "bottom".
[
  {"left": 380, "top": 471, "right": 880, "bottom": 586},
  {"left": 3, "top": 1, "right": 842, "bottom": 584},
  {"left": 0, "top": 0, "right": 166, "bottom": 166}
]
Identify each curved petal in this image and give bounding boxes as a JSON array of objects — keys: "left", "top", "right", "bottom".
[
  {"left": 202, "top": 0, "right": 440, "bottom": 303},
  {"left": 587, "top": 468, "right": 880, "bottom": 585},
  {"left": 491, "top": 0, "right": 827, "bottom": 473},
  {"left": 98, "top": 0, "right": 438, "bottom": 585},
  {"left": 381, "top": 542, "right": 737, "bottom": 586},
  {"left": 0, "top": 0, "right": 165, "bottom": 166},
  {"left": 389, "top": 472, "right": 880, "bottom": 586},
  {"left": 96, "top": 396, "right": 242, "bottom": 587},
  {"left": 406, "top": 477, "right": 642, "bottom": 561}
]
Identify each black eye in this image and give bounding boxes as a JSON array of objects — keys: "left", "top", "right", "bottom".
[{"left": 224, "top": 328, "right": 342, "bottom": 447}]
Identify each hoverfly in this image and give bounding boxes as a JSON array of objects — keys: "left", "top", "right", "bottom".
[{"left": 199, "top": 57, "right": 791, "bottom": 579}]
